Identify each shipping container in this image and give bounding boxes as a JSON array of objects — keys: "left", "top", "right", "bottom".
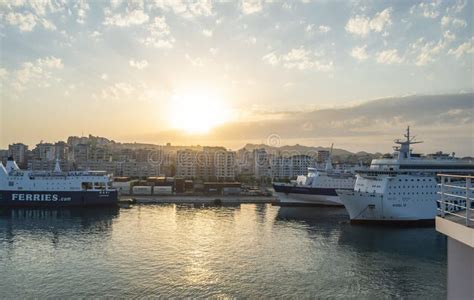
[
  {"left": 184, "top": 180, "right": 194, "bottom": 191},
  {"left": 153, "top": 186, "right": 173, "bottom": 195},
  {"left": 174, "top": 178, "right": 185, "bottom": 193},
  {"left": 112, "top": 182, "right": 131, "bottom": 194},
  {"left": 223, "top": 187, "right": 242, "bottom": 195},
  {"left": 132, "top": 186, "right": 153, "bottom": 195}
]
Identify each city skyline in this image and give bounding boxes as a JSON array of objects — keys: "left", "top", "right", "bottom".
[{"left": 1, "top": 1, "right": 473, "bottom": 155}]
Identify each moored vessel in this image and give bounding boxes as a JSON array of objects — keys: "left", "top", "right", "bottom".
[
  {"left": 336, "top": 127, "right": 474, "bottom": 225},
  {"left": 273, "top": 146, "right": 356, "bottom": 206},
  {"left": 0, "top": 157, "right": 118, "bottom": 207}
]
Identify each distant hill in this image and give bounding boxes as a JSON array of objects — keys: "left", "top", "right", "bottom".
[
  {"left": 239, "top": 143, "right": 382, "bottom": 165},
  {"left": 241, "top": 143, "right": 351, "bottom": 156}
]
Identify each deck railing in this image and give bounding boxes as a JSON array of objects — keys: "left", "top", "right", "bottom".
[{"left": 437, "top": 174, "right": 474, "bottom": 227}]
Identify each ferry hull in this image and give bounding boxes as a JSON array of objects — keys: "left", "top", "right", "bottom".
[
  {"left": 273, "top": 185, "right": 346, "bottom": 206},
  {"left": 0, "top": 190, "right": 118, "bottom": 207},
  {"left": 337, "top": 190, "right": 437, "bottom": 224}
]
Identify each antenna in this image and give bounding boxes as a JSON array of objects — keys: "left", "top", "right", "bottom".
[{"left": 325, "top": 143, "right": 334, "bottom": 171}]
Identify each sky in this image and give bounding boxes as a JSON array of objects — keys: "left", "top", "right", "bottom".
[{"left": 0, "top": 0, "right": 473, "bottom": 155}]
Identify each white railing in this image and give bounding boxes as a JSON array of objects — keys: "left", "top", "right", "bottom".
[{"left": 437, "top": 174, "right": 474, "bottom": 227}]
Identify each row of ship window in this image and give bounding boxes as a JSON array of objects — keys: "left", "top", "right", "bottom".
[
  {"left": 388, "top": 190, "right": 463, "bottom": 195},
  {"left": 388, "top": 192, "right": 436, "bottom": 195},
  {"left": 389, "top": 185, "right": 436, "bottom": 189},
  {"left": 398, "top": 178, "right": 432, "bottom": 182}
]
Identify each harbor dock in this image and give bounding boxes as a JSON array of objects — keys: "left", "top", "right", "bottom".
[{"left": 120, "top": 195, "right": 277, "bottom": 205}]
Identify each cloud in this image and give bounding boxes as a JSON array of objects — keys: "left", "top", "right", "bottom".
[
  {"left": 446, "top": 0, "right": 467, "bottom": 14},
  {"left": 263, "top": 47, "right": 333, "bottom": 71},
  {"left": 351, "top": 45, "right": 369, "bottom": 61},
  {"left": 150, "top": 0, "right": 213, "bottom": 18},
  {"left": 306, "top": 24, "right": 331, "bottom": 35},
  {"left": 2, "top": 5, "right": 59, "bottom": 32},
  {"left": 75, "top": 0, "right": 90, "bottom": 24},
  {"left": 202, "top": 29, "right": 213, "bottom": 37},
  {"left": 376, "top": 49, "right": 403, "bottom": 64},
  {"left": 104, "top": 9, "right": 149, "bottom": 27},
  {"left": 39, "top": 17, "right": 56, "bottom": 30},
  {"left": 262, "top": 52, "right": 279, "bottom": 66},
  {"left": 441, "top": 16, "right": 450, "bottom": 27},
  {"left": 90, "top": 30, "right": 102, "bottom": 39},
  {"left": 411, "top": 31, "right": 456, "bottom": 66},
  {"left": 345, "top": 8, "right": 392, "bottom": 37},
  {"left": 441, "top": 16, "right": 467, "bottom": 28},
  {"left": 28, "top": 0, "right": 64, "bottom": 16},
  {"left": 241, "top": 0, "right": 263, "bottom": 14},
  {"left": 318, "top": 25, "right": 331, "bottom": 33},
  {"left": 244, "top": 36, "right": 257, "bottom": 45},
  {"left": 146, "top": 93, "right": 474, "bottom": 156},
  {"left": 448, "top": 40, "right": 474, "bottom": 59},
  {"left": 150, "top": 94, "right": 474, "bottom": 156},
  {"left": 4, "top": 12, "right": 37, "bottom": 32},
  {"left": 100, "top": 82, "right": 135, "bottom": 100},
  {"left": 10, "top": 56, "right": 63, "bottom": 91},
  {"left": 451, "top": 18, "right": 467, "bottom": 28},
  {"left": 345, "top": 16, "right": 370, "bottom": 37},
  {"left": 185, "top": 54, "right": 204, "bottom": 67},
  {"left": 129, "top": 59, "right": 149, "bottom": 70},
  {"left": 0, "top": 68, "right": 8, "bottom": 82},
  {"left": 141, "top": 16, "right": 175, "bottom": 48},
  {"left": 369, "top": 8, "right": 392, "bottom": 32},
  {"left": 410, "top": 1, "right": 441, "bottom": 19}
]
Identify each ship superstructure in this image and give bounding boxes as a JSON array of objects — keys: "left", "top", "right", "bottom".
[
  {"left": 273, "top": 145, "right": 356, "bottom": 206},
  {"left": 337, "top": 127, "right": 474, "bottom": 224},
  {"left": 0, "top": 157, "right": 118, "bottom": 207}
]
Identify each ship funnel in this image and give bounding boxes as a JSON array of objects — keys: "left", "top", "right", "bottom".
[
  {"left": 54, "top": 159, "right": 62, "bottom": 173},
  {"left": 5, "top": 156, "right": 20, "bottom": 172}
]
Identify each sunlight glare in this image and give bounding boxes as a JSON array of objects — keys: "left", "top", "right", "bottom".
[{"left": 168, "top": 88, "right": 231, "bottom": 134}]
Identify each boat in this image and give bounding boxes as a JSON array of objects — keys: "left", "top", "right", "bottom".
[
  {"left": 0, "top": 156, "right": 118, "bottom": 207},
  {"left": 336, "top": 127, "right": 474, "bottom": 225},
  {"left": 273, "top": 145, "right": 356, "bottom": 206}
]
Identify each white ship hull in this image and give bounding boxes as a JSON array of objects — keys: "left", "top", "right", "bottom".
[
  {"left": 275, "top": 191, "right": 343, "bottom": 206},
  {"left": 337, "top": 190, "right": 437, "bottom": 224}
]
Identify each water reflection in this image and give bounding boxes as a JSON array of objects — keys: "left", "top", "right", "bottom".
[
  {"left": 275, "top": 206, "right": 445, "bottom": 259},
  {"left": 274, "top": 206, "right": 447, "bottom": 298},
  {"left": 0, "top": 204, "right": 446, "bottom": 298},
  {"left": 0, "top": 207, "right": 119, "bottom": 244},
  {"left": 275, "top": 206, "right": 348, "bottom": 224}
]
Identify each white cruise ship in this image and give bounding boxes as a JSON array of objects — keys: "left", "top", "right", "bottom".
[
  {"left": 337, "top": 127, "right": 474, "bottom": 224},
  {"left": 273, "top": 147, "right": 356, "bottom": 206}
]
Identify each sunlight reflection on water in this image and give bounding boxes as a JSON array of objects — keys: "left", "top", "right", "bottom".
[{"left": 0, "top": 204, "right": 446, "bottom": 298}]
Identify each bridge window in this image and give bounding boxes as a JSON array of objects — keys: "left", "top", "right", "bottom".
[{"left": 82, "top": 182, "right": 93, "bottom": 190}]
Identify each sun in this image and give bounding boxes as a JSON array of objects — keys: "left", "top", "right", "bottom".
[{"left": 168, "top": 88, "right": 231, "bottom": 134}]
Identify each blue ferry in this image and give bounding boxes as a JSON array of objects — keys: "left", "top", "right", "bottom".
[{"left": 0, "top": 157, "right": 118, "bottom": 207}]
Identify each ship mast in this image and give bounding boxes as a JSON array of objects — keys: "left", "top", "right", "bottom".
[
  {"left": 325, "top": 143, "right": 334, "bottom": 171},
  {"left": 393, "top": 126, "right": 423, "bottom": 160}
]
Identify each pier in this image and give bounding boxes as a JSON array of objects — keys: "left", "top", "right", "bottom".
[{"left": 119, "top": 195, "right": 277, "bottom": 205}]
